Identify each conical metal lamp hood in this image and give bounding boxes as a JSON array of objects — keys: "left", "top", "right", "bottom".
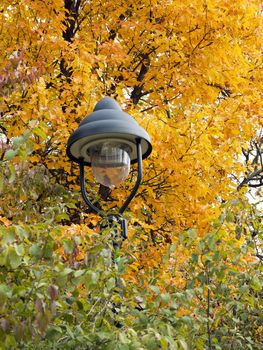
[{"left": 67, "top": 97, "right": 152, "bottom": 165}]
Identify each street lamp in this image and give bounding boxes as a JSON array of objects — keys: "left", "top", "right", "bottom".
[{"left": 66, "top": 97, "right": 152, "bottom": 238}]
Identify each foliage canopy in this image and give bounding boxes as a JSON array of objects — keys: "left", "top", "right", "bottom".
[{"left": 0, "top": 0, "right": 262, "bottom": 349}]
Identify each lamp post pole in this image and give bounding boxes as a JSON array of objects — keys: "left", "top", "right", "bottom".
[{"left": 66, "top": 96, "right": 152, "bottom": 322}]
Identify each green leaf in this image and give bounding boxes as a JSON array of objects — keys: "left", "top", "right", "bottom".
[
  {"left": 15, "top": 225, "right": 29, "bottom": 239},
  {"left": 232, "top": 198, "right": 240, "bottom": 206},
  {"left": 216, "top": 268, "right": 225, "bottom": 281},
  {"left": 106, "top": 277, "right": 116, "bottom": 291},
  {"left": 160, "top": 337, "right": 169, "bottom": 350},
  {"left": 15, "top": 244, "right": 25, "bottom": 256},
  {"left": 26, "top": 140, "right": 34, "bottom": 154},
  {"left": 55, "top": 213, "right": 70, "bottom": 222},
  {"left": 8, "top": 163, "right": 16, "bottom": 183},
  {"left": 5, "top": 149, "right": 17, "bottom": 160},
  {"left": 2, "top": 228, "right": 16, "bottom": 244},
  {"left": 118, "top": 345, "right": 130, "bottom": 350},
  {"left": 33, "top": 127, "right": 47, "bottom": 140},
  {"left": 169, "top": 244, "right": 177, "bottom": 253},
  {"left": 29, "top": 243, "right": 42, "bottom": 258},
  {"left": 76, "top": 300, "right": 83, "bottom": 310},
  {"left": 8, "top": 247, "right": 22, "bottom": 269},
  {"left": 0, "top": 284, "right": 12, "bottom": 303},
  {"left": 178, "top": 338, "right": 189, "bottom": 350},
  {"left": 142, "top": 334, "right": 159, "bottom": 349},
  {"left": 0, "top": 249, "right": 8, "bottom": 266},
  {"left": 12, "top": 136, "right": 25, "bottom": 149},
  {"left": 5, "top": 335, "right": 16, "bottom": 347},
  {"left": 150, "top": 285, "right": 160, "bottom": 294},
  {"left": 46, "top": 326, "right": 63, "bottom": 340},
  {"left": 66, "top": 202, "right": 77, "bottom": 209},
  {"left": 63, "top": 239, "right": 74, "bottom": 254},
  {"left": 119, "top": 332, "right": 130, "bottom": 344},
  {"left": 22, "top": 129, "right": 30, "bottom": 140},
  {"left": 43, "top": 242, "right": 54, "bottom": 259},
  {"left": 160, "top": 293, "right": 170, "bottom": 304},
  {"left": 60, "top": 268, "right": 73, "bottom": 277},
  {"left": 226, "top": 211, "right": 234, "bottom": 223},
  {"left": 213, "top": 219, "right": 221, "bottom": 228},
  {"left": 190, "top": 253, "right": 198, "bottom": 263},
  {"left": 250, "top": 276, "right": 261, "bottom": 291},
  {"left": 84, "top": 271, "right": 99, "bottom": 287},
  {"left": 187, "top": 228, "right": 196, "bottom": 239},
  {"left": 74, "top": 270, "right": 85, "bottom": 278}
]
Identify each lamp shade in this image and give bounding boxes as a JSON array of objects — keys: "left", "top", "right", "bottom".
[{"left": 66, "top": 97, "right": 152, "bottom": 165}]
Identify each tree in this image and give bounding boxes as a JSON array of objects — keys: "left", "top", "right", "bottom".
[{"left": 0, "top": 0, "right": 262, "bottom": 348}]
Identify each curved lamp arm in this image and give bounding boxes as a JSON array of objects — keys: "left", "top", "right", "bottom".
[
  {"left": 79, "top": 138, "right": 142, "bottom": 216},
  {"left": 79, "top": 160, "right": 105, "bottom": 217},
  {"left": 119, "top": 139, "right": 142, "bottom": 214}
]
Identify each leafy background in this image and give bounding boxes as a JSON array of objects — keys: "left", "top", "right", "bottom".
[{"left": 0, "top": 0, "right": 262, "bottom": 349}]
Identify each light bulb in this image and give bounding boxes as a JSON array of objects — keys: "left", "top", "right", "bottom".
[{"left": 89, "top": 141, "right": 131, "bottom": 188}]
